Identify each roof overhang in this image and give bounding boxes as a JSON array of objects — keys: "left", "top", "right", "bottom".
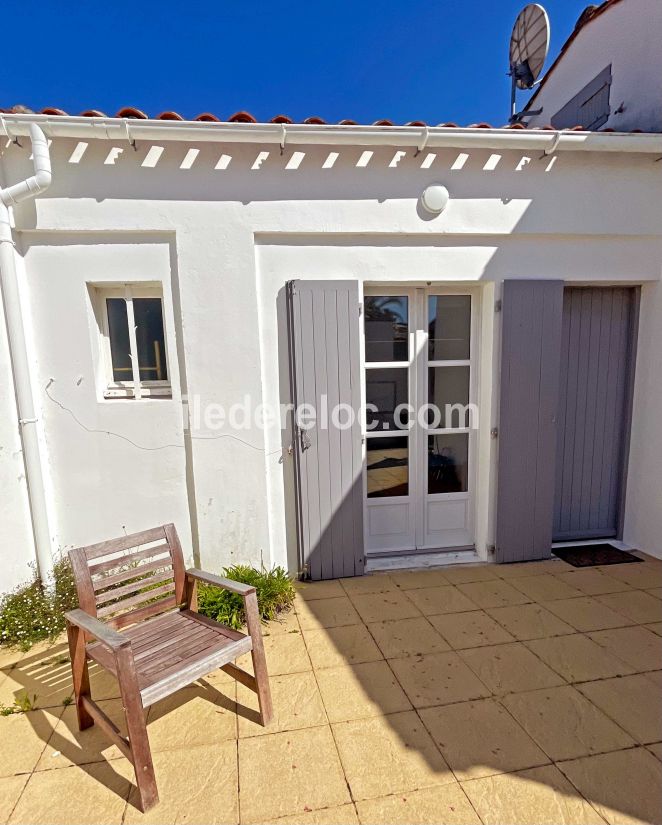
[{"left": 1, "top": 113, "right": 661, "bottom": 154}]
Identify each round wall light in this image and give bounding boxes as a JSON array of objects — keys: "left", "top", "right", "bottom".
[{"left": 420, "top": 184, "right": 450, "bottom": 216}]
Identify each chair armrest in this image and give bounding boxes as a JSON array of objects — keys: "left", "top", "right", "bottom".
[
  {"left": 65, "top": 608, "right": 130, "bottom": 651},
  {"left": 186, "top": 568, "right": 256, "bottom": 597}
]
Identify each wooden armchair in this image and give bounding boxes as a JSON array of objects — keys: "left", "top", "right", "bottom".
[{"left": 65, "top": 523, "right": 272, "bottom": 811}]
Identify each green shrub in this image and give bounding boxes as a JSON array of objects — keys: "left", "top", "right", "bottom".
[
  {"left": 197, "top": 565, "right": 296, "bottom": 630},
  {"left": 0, "top": 558, "right": 77, "bottom": 650}
]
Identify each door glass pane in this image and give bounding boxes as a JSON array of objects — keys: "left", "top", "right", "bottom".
[
  {"left": 427, "top": 366, "right": 470, "bottom": 428},
  {"left": 365, "top": 296, "right": 408, "bottom": 362},
  {"left": 133, "top": 298, "right": 168, "bottom": 382},
  {"left": 428, "top": 295, "right": 471, "bottom": 360},
  {"left": 366, "top": 368, "right": 408, "bottom": 431},
  {"left": 367, "top": 436, "right": 408, "bottom": 497},
  {"left": 106, "top": 298, "right": 132, "bottom": 382},
  {"left": 428, "top": 433, "right": 469, "bottom": 494}
]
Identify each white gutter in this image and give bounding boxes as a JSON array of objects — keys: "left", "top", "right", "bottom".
[
  {"left": 0, "top": 124, "right": 53, "bottom": 582},
  {"left": 1, "top": 114, "right": 662, "bottom": 154}
]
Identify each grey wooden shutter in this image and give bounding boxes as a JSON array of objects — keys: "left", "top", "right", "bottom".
[
  {"left": 496, "top": 280, "right": 564, "bottom": 563},
  {"left": 287, "top": 280, "right": 364, "bottom": 580},
  {"left": 554, "top": 287, "right": 637, "bottom": 540}
]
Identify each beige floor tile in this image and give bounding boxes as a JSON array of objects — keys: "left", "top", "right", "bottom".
[
  {"left": 440, "top": 565, "right": 500, "bottom": 584},
  {"left": 332, "top": 711, "right": 454, "bottom": 800},
  {"left": 502, "top": 685, "right": 635, "bottom": 760},
  {"left": 263, "top": 609, "right": 300, "bottom": 635},
  {"left": 9, "top": 761, "right": 131, "bottom": 825},
  {"left": 0, "top": 706, "right": 63, "bottom": 777},
  {"left": 390, "top": 569, "right": 451, "bottom": 590},
  {"left": 253, "top": 804, "right": 359, "bottom": 825},
  {"left": 601, "top": 562, "right": 662, "bottom": 590},
  {"left": 461, "top": 764, "right": 604, "bottom": 825},
  {"left": 237, "top": 630, "right": 311, "bottom": 675},
  {"left": 303, "top": 624, "right": 383, "bottom": 669},
  {"left": 405, "top": 586, "right": 478, "bottom": 617},
  {"left": 510, "top": 574, "right": 583, "bottom": 602},
  {"left": 356, "top": 783, "right": 481, "bottom": 825},
  {"left": 389, "top": 651, "right": 490, "bottom": 708},
  {"left": 296, "top": 596, "right": 361, "bottom": 630},
  {"left": 456, "top": 580, "right": 530, "bottom": 609},
  {"left": 554, "top": 569, "right": 633, "bottom": 596},
  {"left": 643, "top": 669, "right": 662, "bottom": 687},
  {"left": 646, "top": 621, "right": 662, "bottom": 636},
  {"left": 486, "top": 603, "right": 575, "bottom": 641},
  {"left": 577, "top": 673, "right": 662, "bottom": 744},
  {"left": 146, "top": 682, "right": 237, "bottom": 752},
  {"left": 35, "top": 699, "right": 129, "bottom": 770},
  {"left": 525, "top": 634, "right": 635, "bottom": 683},
  {"left": 339, "top": 574, "right": 395, "bottom": 596},
  {"left": 367, "top": 617, "right": 450, "bottom": 659},
  {"left": 239, "top": 726, "right": 350, "bottom": 823},
  {"left": 596, "top": 590, "right": 662, "bottom": 625},
  {"left": 238, "top": 671, "right": 326, "bottom": 737},
  {"left": 542, "top": 596, "right": 634, "bottom": 632},
  {"left": 296, "top": 580, "right": 346, "bottom": 601},
  {"left": 648, "top": 742, "right": 662, "bottom": 762},
  {"left": 647, "top": 587, "right": 662, "bottom": 601},
  {"left": 315, "top": 661, "right": 410, "bottom": 722},
  {"left": 0, "top": 649, "right": 75, "bottom": 709},
  {"left": 495, "top": 559, "right": 575, "bottom": 578},
  {"left": 0, "top": 775, "right": 28, "bottom": 823},
  {"left": 350, "top": 591, "right": 421, "bottom": 623},
  {"left": 459, "top": 642, "right": 565, "bottom": 695},
  {"left": 557, "top": 747, "right": 662, "bottom": 825},
  {"left": 0, "top": 646, "right": 27, "bottom": 670},
  {"left": 588, "top": 625, "right": 662, "bottom": 672},
  {"left": 420, "top": 698, "right": 550, "bottom": 781},
  {"left": 429, "top": 611, "right": 514, "bottom": 649},
  {"left": 124, "top": 741, "right": 238, "bottom": 824}
]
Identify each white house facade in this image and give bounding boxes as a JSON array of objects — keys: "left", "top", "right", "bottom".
[
  {"left": 0, "top": 111, "right": 661, "bottom": 589},
  {"left": 524, "top": 0, "right": 662, "bottom": 132}
]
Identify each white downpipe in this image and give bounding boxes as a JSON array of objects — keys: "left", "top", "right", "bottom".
[
  {"left": 1, "top": 115, "right": 662, "bottom": 154},
  {"left": 0, "top": 124, "right": 53, "bottom": 582}
]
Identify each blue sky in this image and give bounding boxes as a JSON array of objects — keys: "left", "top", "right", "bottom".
[{"left": 7, "top": 0, "right": 588, "bottom": 125}]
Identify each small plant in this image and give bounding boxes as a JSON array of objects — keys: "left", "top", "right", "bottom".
[
  {"left": 197, "top": 565, "right": 296, "bottom": 630},
  {"left": 0, "top": 557, "right": 77, "bottom": 650},
  {"left": 0, "top": 691, "right": 38, "bottom": 715},
  {"left": 62, "top": 695, "right": 73, "bottom": 707}
]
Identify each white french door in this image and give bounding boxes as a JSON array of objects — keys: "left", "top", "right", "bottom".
[{"left": 363, "top": 287, "right": 478, "bottom": 554}]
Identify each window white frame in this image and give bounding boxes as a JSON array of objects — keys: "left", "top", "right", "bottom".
[{"left": 98, "top": 284, "right": 171, "bottom": 399}]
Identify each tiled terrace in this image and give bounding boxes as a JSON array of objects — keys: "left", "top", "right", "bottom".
[{"left": 1, "top": 553, "right": 662, "bottom": 825}]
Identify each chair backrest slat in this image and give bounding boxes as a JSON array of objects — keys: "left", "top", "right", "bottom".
[
  {"left": 69, "top": 524, "right": 186, "bottom": 632},
  {"left": 95, "top": 569, "right": 175, "bottom": 607},
  {"left": 83, "top": 526, "right": 168, "bottom": 560},
  {"left": 88, "top": 542, "right": 171, "bottom": 577}
]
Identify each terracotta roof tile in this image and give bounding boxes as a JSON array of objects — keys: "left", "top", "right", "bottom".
[{"left": 2, "top": 103, "right": 657, "bottom": 133}]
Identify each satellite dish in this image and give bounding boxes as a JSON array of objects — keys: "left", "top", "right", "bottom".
[{"left": 508, "top": 4, "right": 550, "bottom": 119}]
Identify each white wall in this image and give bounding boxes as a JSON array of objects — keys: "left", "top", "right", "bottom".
[
  {"left": 624, "top": 280, "right": 662, "bottom": 559},
  {"left": 0, "top": 134, "right": 660, "bottom": 590},
  {"left": 526, "top": 0, "right": 662, "bottom": 132}
]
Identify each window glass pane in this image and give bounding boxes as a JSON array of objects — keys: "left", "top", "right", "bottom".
[
  {"left": 133, "top": 298, "right": 168, "bottom": 382},
  {"left": 428, "top": 433, "right": 469, "bottom": 494},
  {"left": 365, "top": 296, "right": 408, "bottom": 362},
  {"left": 427, "top": 366, "right": 470, "bottom": 428},
  {"left": 106, "top": 298, "right": 132, "bottom": 382},
  {"left": 367, "top": 436, "right": 408, "bottom": 498},
  {"left": 428, "top": 295, "right": 471, "bottom": 361},
  {"left": 366, "top": 367, "right": 408, "bottom": 431}
]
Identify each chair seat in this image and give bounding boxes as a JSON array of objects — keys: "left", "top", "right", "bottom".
[{"left": 87, "top": 609, "right": 253, "bottom": 707}]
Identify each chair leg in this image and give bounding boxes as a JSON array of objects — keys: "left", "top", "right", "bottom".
[
  {"left": 66, "top": 621, "right": 93, "bottom": 731},
  {"left": 115, "top": 645, "right": 159, "bottom": 812},
  {"left": 245, "top": 591, "right": 273, "bottom": 726}
]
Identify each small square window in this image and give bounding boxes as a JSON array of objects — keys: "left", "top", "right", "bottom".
[{"left": 99, "top": 286, "right": 171, "bottom": 399}]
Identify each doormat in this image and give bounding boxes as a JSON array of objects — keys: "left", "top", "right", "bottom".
[{"left": 553, "top": 544, "right": 643, "bottom": 568}]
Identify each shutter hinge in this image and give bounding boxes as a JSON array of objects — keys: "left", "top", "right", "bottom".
[
  {"left": 494, "top": 300, "right": 502, "bottom": 313},
  {"left": 491, "top": 427, "right": 499, "bottom": 439},
  {"left": 359, "top": 302, "right": 363, "bottom": 316}
]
